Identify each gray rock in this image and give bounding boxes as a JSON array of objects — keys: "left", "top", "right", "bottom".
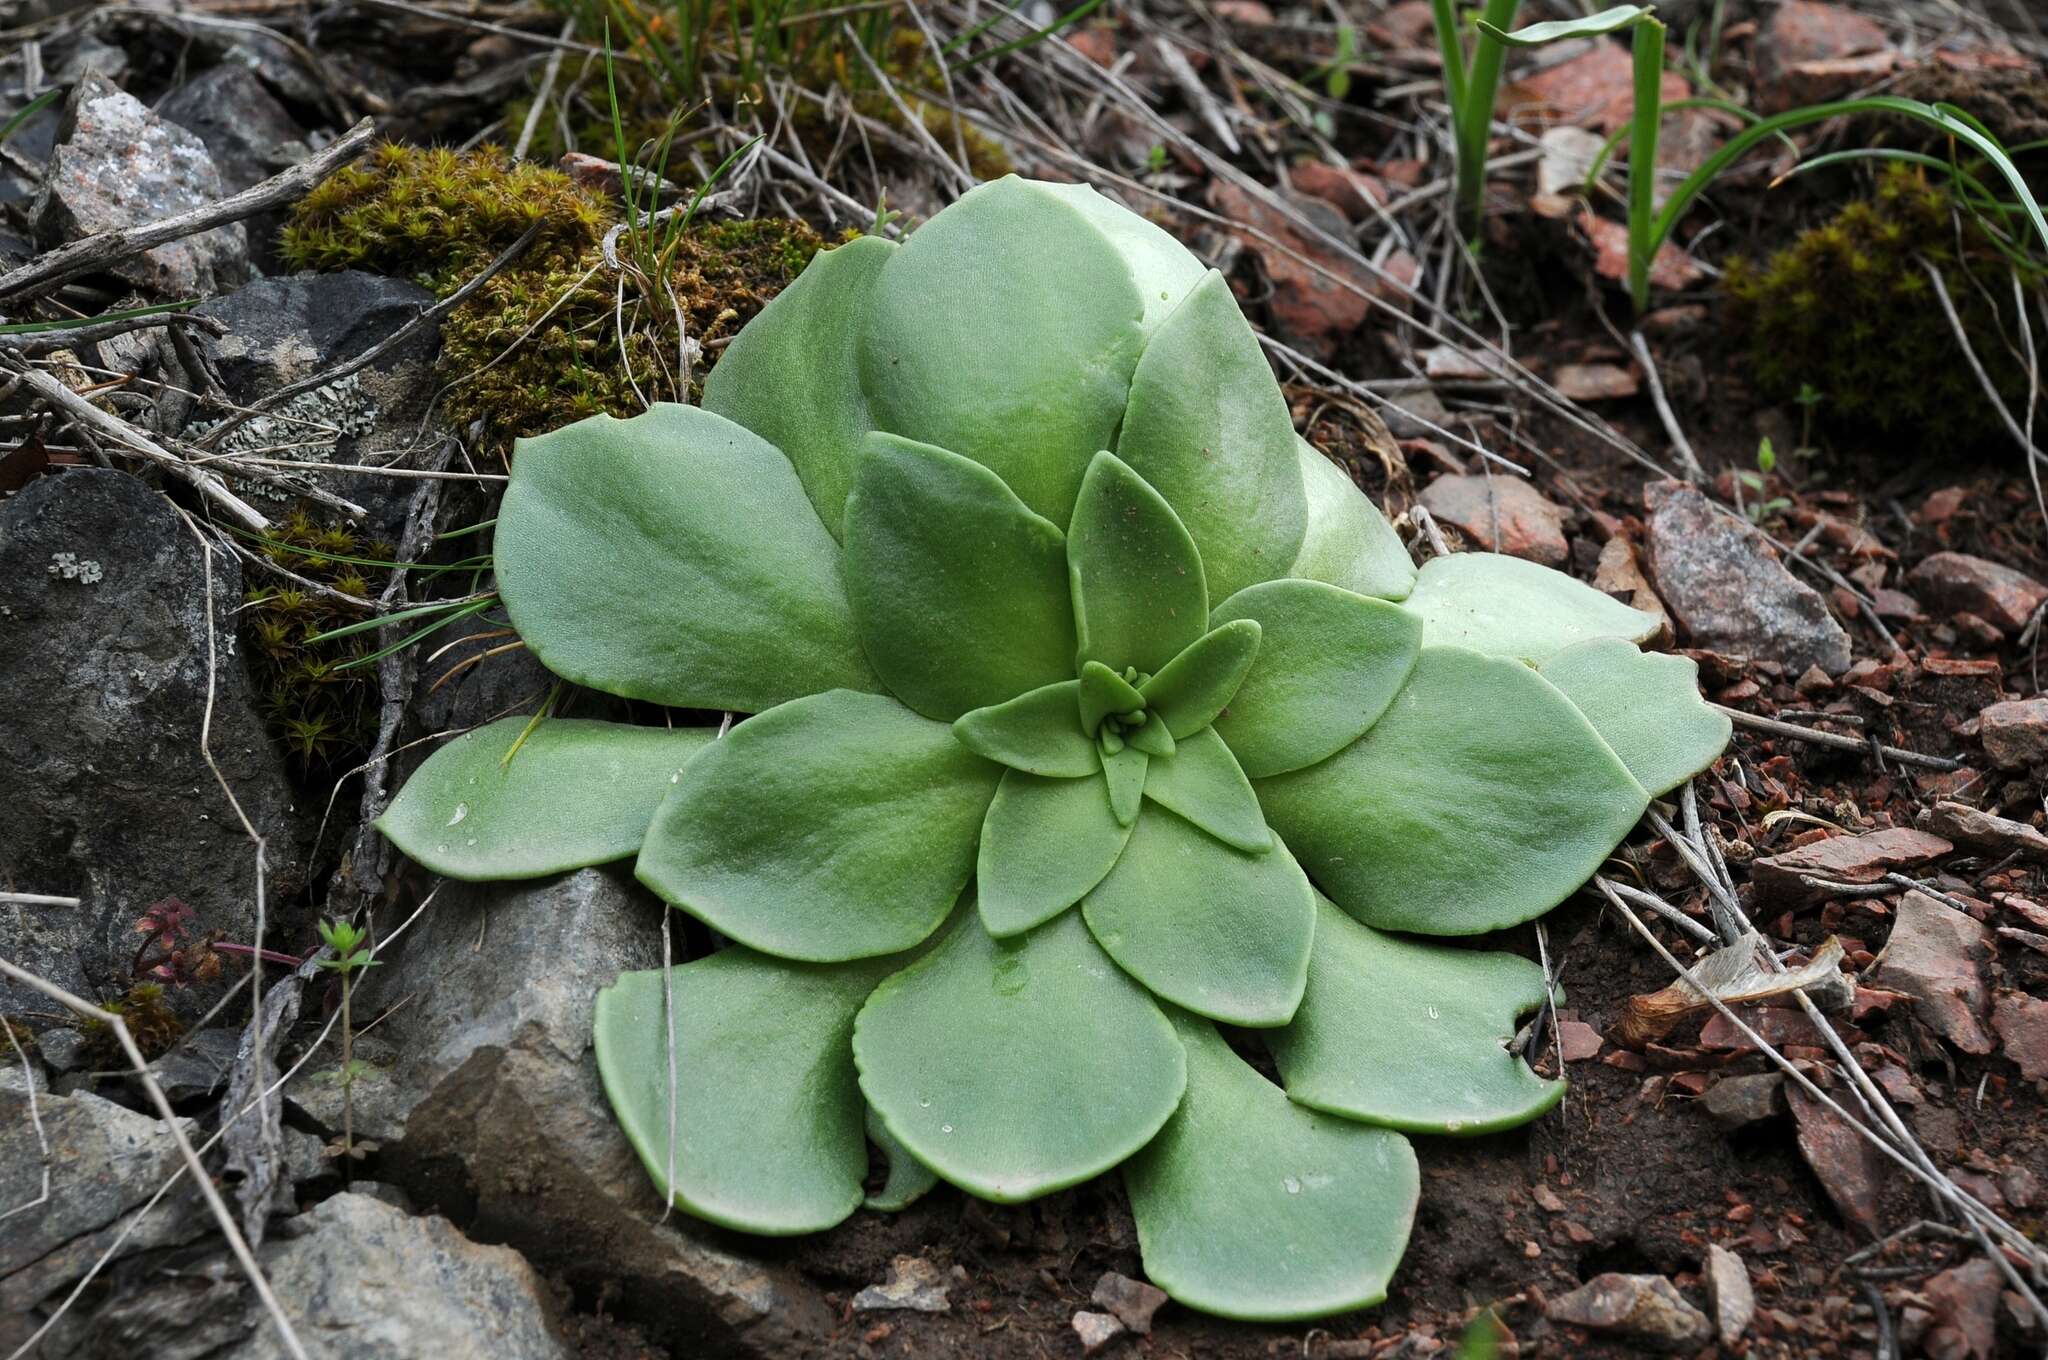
[
  {"left": 322, "top": 868, "right": 833, "bottom": 1355},
  {"left": 0, "top": 1088, "right": 205, "bottom": 1315},
  {"left": 1073, "top": 1310, "right": 1127, "bottom": 1354},
  {"left": 156, "top": 66, "right": 309, "bottom": 274},
  {"left": 34, "top": 1027, "right": 89, "bottom": 1073},
  {"left": 142, "top": 1026, "right": 245, "bottom": 1102},
  {"left": 1703, "top": 1243, "right": 1755, "bottom": 1342},
  {"left": 1546, "top": 1272, "right": 1711, "bottom": 1352},
  {"left": 853, "top": 1256, "right": 951, "bottom": 1313},
  {"left": 233, "top": 1193, "right": 573, "bottom": 1359},
  {"left": 1700, "top": 1071, "right": 1786, "bottom": 1131},
  {"left": 0, "top": 469, "right": 310, "bottom": 1020},
  {"left": 188, "top": 271, "right": 447, "bottom": 542},
  {"left": 1644, "top": 480, "right": 1853, "bottom": 675},
  {"left": 1923, "top": 800, "right": 2048, "bottom": 861},
  {"left": 30, "top": 73, "right": 247, "bottom": 296},
  {"left": 1091, "top": 1270, "right": 1169, "bottom": 1333}
]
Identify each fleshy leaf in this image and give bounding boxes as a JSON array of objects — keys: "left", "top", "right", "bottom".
[
  {"left": 978, "top": 769, "right": 1136, "bottom": 937},
  {"left": 853, "top": 909, "right": 1186, "bottom": 1202},
  {"left": 1538, "top": 637, "right": 1731, "bottom": 797},
  {"left": 1101, "top": 744, "right": 1149, "bottom": 826},
  {"left": 1034, "top": 181, "right": 1207, "bottom": 336},
  {"left": 1288, "top": 438, "right": 1416, "bottom": 602},
  {"left": 1068, "top": 452, "right": 1208, "bottom": 676},
  {"left": 1400, "top": 552, "right": 1661, "bottom": 663},
  {"left": 1077, "top": 660, "right": 1145, "bottom": 736},
  {"left": 1124, "top": 1010, "right": 1419, "bottom": 1321},
  {"left": 865, "top": 1106, "right": 940, "bottom": 1212},
  {"left": 858, "top": 177, "right": 1145, "bottom": 526},
  {"left": 1270, "top": 898, "right": 1565, "bottom": 1133},
  {"left": 1141, "top": 728, "right": 1270, "bottom": 854},
  {"left": 496, "top": 404, "right": 876, "bottom": 713},
  {"left": 1257, "top": 647, "right": 1649, "bottom": 935},
  {"left": 1116, "top": 271, "right": 1307, "bottom": 600},
  {"left": 377, "top": 718, "right": 712, "bottom": 880},
  {"left": 638, "top": 691, "right": 1000, "bottom": 961},
  {"left": 953, "top": 681, "right": 1098, "bottom": 778},
  {"left": 1083, "top": 802, "right": 1310, "bottom": 1026},
  {"left": 843, "top": 433, "right": 1076, "bottom": 721},
  {"left": 1140, "top": 619, "right": 1262, "bottom": 740},
  {"left": 1209, "top": 579, "right": 1422, "bottom": 778},
  {"left": 1126, "top": 717, "right": 1176, "bottom": 758},
  {"left": 595, "top": 946, "right": 895, "bottom": 1234},
  {"left": 701, "top": 236, "right": 892, "bottom": 537}
]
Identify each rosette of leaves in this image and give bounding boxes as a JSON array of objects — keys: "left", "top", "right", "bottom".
[{"left": 379, "top": 177, "right": 1730, "bottom": 1321}]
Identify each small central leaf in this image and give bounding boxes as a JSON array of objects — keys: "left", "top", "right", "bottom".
[
  {"left": 1140, "top": 619, "right": 1262, "bottom": 739},
  {"left": 1077, "top": 659, "right": 1146, "bottom": 736}
]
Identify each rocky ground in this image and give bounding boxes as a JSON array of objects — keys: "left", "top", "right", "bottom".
[{"left": 4, "top": 0, "right": 2048, "bottom": 1356}]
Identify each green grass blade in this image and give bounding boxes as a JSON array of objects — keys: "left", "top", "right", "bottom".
[
  {"left": 1476, "top": 2, "right": 1650, "bottom": 45},
  {"left": 305, "top": 597, "right": 489, "bottom": 646},
  {"left": 1428, "top": 0, "right": 1468, "bottom": 110},
  {"left": 335, "top": 600, "right": 497, "bottom": 672},
  {"left": 0, "top": 87, "right": 61, "bottom": 146},
  {"left": 1625, "top": 17, "right": 1665, "bottom": 313},
  {"left": 0, "top": 299, "right": 198, "bottom": 336},
  {"left": 957, "top": 0, "right": 1109, "bottom": 69}
]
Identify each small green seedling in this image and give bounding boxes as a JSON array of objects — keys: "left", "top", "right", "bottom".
[
  {"left": 378, "top": 177, "right": 1731, "bottom": 1319},
  {"left": 315, "top": 918, "right": 380, "bottom": 1163}
]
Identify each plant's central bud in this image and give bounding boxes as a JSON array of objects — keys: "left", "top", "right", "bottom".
[{"left": 1077, "top": 660, "right": 1175, "bottom": 760}]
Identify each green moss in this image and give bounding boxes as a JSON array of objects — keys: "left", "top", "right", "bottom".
[
  {"left": 282, "top": 142, "right": 824, "bottom": 452},
  {"left": 282, "top": 143, "right": 608, "bottom": 291},
  {"left": 240, "top": 509, "right": 392, "bottom": 771},
  {"left": 1722, "top": 163, "right": 2026, "bottom": 444},
  {"left": 81, "top": 983, "right": 183, "bottom": 1066}
]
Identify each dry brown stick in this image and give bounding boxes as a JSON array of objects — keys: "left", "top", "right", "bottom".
[
  {"left": 0, "top": 358, "right": 271, "bottom": 530},
  {"left": 0, "top": 119, "right": 377, "bottom": 304},
  {"left": 1715, "top": 704, "right": 1964, "bottom": 772}
]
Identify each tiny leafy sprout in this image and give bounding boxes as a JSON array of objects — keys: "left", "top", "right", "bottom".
[
  {"left": 1755, "top": 436, "right": 1777, "bottom": 476},
  {"left": 313, "top": 918, "right": 378, "bottom": 975},
  {"left": 375, "top": 177, "right": 1731, "bottom": 1321}
]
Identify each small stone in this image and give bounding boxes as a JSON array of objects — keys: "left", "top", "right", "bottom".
[
  {"left": 1980, "top": 698, "right": 2048, "bottom": 770},
  {"left": 1993, "top": 992, "right": 2048, "bottom": 1081},
  {"left": 1533, "top": 1183, "right": 1567, "bottom": 1213},
  {"left": 1592, "top": 536, "right": 1673, "bottom": 644},
  {"left": 1924, "top": 801, "right": 2048, "bottom": 861},
  {"left": 1207, "top": 180, "right": 1375, "bottom": 357},
  {"left": 1704, "top": 1244, "right": 1756, "bottom": 1342},
  {"left": 1788, "top": 1083, "right": 1885, "bottom": 1232},
  {"left": 1750, "top": 827, "right": 1953, "bottom": 905},
  {"left": 1922, "top": 1257, "right": 2002, "bottom": 1360},
  {"left": 1500, "top": 40, "right": 1689, "bottom": 133},
  {"left": 1579, "top": 208, "right": 1703, "bottom": 292},
  {"left": 1553, "top": 362, "right": 1639, "bottom": 402},
  {"left": 30, "top": 74, "right": 247, "bottom": 295},
  {"left": 1874, "top": 891, "right": 1996, "bottom": 1054},
  {"left": 1701, "top": 1072, "right": 1786, "bottom": 1131},
  {"left": 1072, "top": 1310, "right": 1126, "bottom": 1354},
  {"left": 854, "top": 1256, "right": 951, "bottom": 1313},
  {"left": 1090, "top": 1271, "right": 1168, "bottom": 1334},
  {"left": 1906, "top": 552, "right": 2048, "bottom": 633},
  {"left": 1754, "top": 1, "right": 1896, "bottom": 111},
  {"left": 1546, "top": 1273, "right": 1711, "bottom": 1352},
  {"left": 1556, "top": 1020, "right": 1603, "bottom": 1062},
  {"left": 1644, "top": 480, "right": 1853, "bottom": 675},
  {"left": 1418, "top": 473, "right": 1570, "bottom": 567},
  {"left": 33, "top": 1028, "right": 88, "bottom": 1073},
  {"left": 1289, "top": 161, "right": 1387, "bottom": 221}
]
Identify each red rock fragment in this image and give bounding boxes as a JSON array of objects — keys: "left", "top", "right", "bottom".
[
  {"left": 1206, "top": 180, "right": 1375, "bottom": 357},
  {"left": 1750, "top": 827, "right": 1952, "bottom": 905},
  {"left": 1980, "top": 698, "right": 2048, "bottom": 770},
  {"left": 1754, "top": 1, "right": 1896, "bottom": 111},
  {"left": 1554, "top": 362, "right": 1638, "bottom": 402},
  {"left": 1786, "top": 1083, "right": 1885, "bottom": 1232},
  {"left": 1922, "top": 1257, "right": 2002, "bottom": 1360},
  {"left": 1500, "top": 39, "right": 1690, "bottom": 133},
  {"left": 1557, "top": 1020, "right": 1604, "bottom": 1062},
  {"left": 1417, "top": 472, "right": 1570, "bottom": 568},
  {"left": 1288, "top": 161, "right": 1388, "bottom": 221},
  {"left": 1576, "top": 207, "right": 1702, "bottom": 292},
  {"left": 1992, "top": 992, "right": 2048, "bottom": 1081},
  {"left": 1872, "top": 891, "right": 1996, "bottom": 1054},
  {"left": 1906, "top": 551, "right": 2048, "bottom": 633}
]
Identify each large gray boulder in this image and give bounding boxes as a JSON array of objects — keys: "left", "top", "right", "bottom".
[{"left": 0, "top": 468, "right": 310, "bottom": 1018}]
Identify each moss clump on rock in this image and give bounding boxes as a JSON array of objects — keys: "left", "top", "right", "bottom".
[
  {"left": 280, "top": 143, "right": 823, "bottom": 451},
  {"left": 1722, "top": 163, "right": 2026, "bottom": 445}
]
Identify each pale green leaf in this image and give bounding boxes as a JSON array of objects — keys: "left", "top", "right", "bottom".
[
  {"left": 1034, "top": 181, "right": 1207, "bottom": 337},
  {"left": 953, "top": 681, "right": 1098, "bottom": 778},
  {"left": 1270, "top": 898, "right": 1564, "bottom": 1133},
  {"left": 858, "top": 177, "right": 1145, "bottom": 525},
  {"left": 1480, "top": 3, "right": 1652, "bottom": 45},
  {"left": 1141, "top": 728, "right": 1270, "bottom": 854},
  {"left": 853, "top": 909, "right": 1186, "bottom": 1202},
  {"left": 1101, "top": 743, "right": 1149, "bottom": 826},
  {"left": 865, "top": 1106, "right": 940, "bottom": 1212},
  {"left": 1288, "top": 438, "right": 1416, "bottom": 601},
  {"left": 701, "top": 236, "right": 893, "bottom": 537},
  {"left": 1078, "top": 660, "right": 1145, "bottom": 736},
  {"left": 1116, "top": 270, "right": 1307, "bottom": 600},
  {"left": 1538, "top": 637, "right": 1731, "bottom": 796},
  {"left": 1084, "top": 802, "right": 1310, "bottom": 1026},
  {"left": 595, "top": 947, "right": 897, "bottom": 1234},
  {"left": 638, "top": 691, "right": 999, "bottom": 960},
  {"left": 1127, "top": 716, "right": 1176, "bottom": 757},
  {"left": 1068, "top": 452, "right": 1208, "bottom": 676},
  {"left": 977, "top": 769, "right": 1135, "bottom": 937},
  {"left": 843, "top": 433, "right": 1075, "bottom": 720},
  {"left": 496, "top": 404, "right": 876, "bottom": 713},
  {"left": 378, "top": 718, "right": 713, "bottom": 880},
  {"left": 1257, "top": 647, "right": 1649, "bottom": 935},
  {"left": 1124, "top": 1010, "right": 1419, "bottom": 1321},
  {"left": 1400, "top": 552, "right": 1661, "bottom": 663},
  {"left": 1140, "top": 619, "right": 1262, "bottom": 739},
  {"left": 1209, "top": 579, "right": 1422, "bottom": 778}
]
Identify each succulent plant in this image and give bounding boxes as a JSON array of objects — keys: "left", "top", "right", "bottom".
[{"left": 379, "top": 176, "right": 1730, "bottom": 1321}]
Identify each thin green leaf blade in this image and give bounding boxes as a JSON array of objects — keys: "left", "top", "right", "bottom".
[{"left": 1478, "top": 3, "right": 1652, "bottom": 44}]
